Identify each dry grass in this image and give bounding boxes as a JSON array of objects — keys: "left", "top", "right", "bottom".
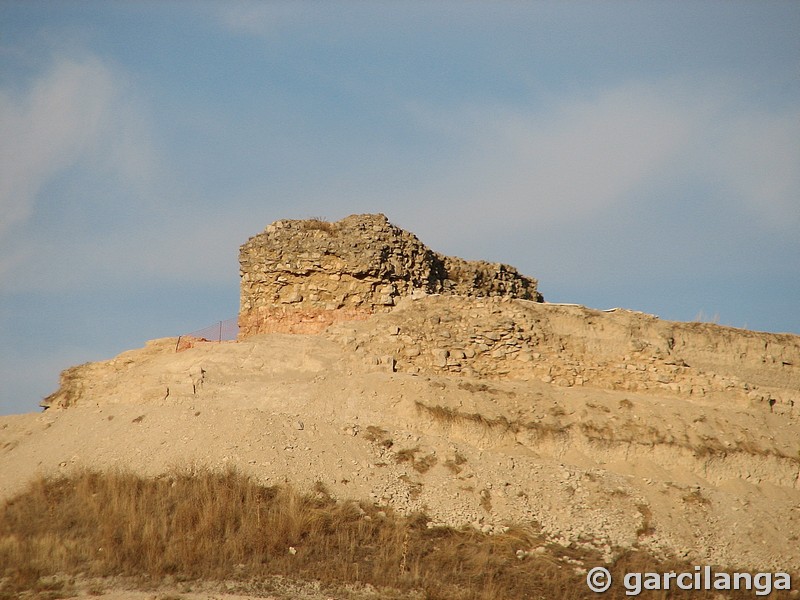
[
  {"left": 444, "top": 452, "right": 468, "bottom": 475},
  {"left": 416, "top": 400, "right": 800, "bottom": 467},
  {"left": 0, "top": 469, "right": 793, "bottom": 600},
  {"left": 299, "top": 217, "right": 337, "bottom": 235},
  {"left": 363, "top": 425, "right": 394, "bottom": 449},
  {"left": 682, "top": 490, "right": 712, "bottom": 507},
  {"left": 635, "top": 504, "right": 655, "bottom": 539},
  {"left": 0, "top": 468, "right": 565, "bottom": 599},
  {"left": 414, "top": 401, "right": 569, "bottom": 442},
  {"left": 414, "top": 401, "right": 524, "bottom": 435},
  {"left": 393, "top": 446, "right": 438, "bottom": 474},
  {"left": 413, "top": 453, "right": 438, "bottom": 474}
]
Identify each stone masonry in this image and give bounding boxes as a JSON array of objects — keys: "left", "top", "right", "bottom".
[
  {"left": 324, "top": 295, "right": 800, "bottom": 415},
  {"left": 238, "top": 214, "right": 543, "bottom": 336}
]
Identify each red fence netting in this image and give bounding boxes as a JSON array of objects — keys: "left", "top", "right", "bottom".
[{"left": 175, "top": 317, "right": 238, "bottom": 352}]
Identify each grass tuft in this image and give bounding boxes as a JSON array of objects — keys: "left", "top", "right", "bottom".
[
  {"left": 393, "top": 446, "right": 438, "bottom": 474},
  {"left": 299, "top": 217, "right": 337, "bottom": 235}
]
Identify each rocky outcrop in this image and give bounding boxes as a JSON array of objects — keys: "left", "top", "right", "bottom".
[
  {"left": 238, "top": 214, "right": 542, "bottom": 336},
  {"left": 326, "top": 295, "right": 800, "bottom": 414}
]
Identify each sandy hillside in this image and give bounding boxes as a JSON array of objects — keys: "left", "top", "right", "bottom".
[
  {"left": 2, "top": 294, "right": 799, "bottom": 576},
  {"left": 3, "top": 215, "right": 800, "bottom": 598}
]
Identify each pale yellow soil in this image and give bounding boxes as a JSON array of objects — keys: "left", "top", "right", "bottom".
[{"left": 2, "top": 297, "right": 799, "bottom": 575}]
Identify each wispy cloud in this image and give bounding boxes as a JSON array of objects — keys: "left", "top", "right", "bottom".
[
  {"left": 0, "top": 56, "right": 115, "bottom": 239},
  {"left": 399, "top": 77, "right": 800, "bottom": 245},
  {"left": 0, "top": 52, "right": 222, "bottom": 293},
  {"left": 0, "top": 53, "right": 165, "bottom": 285}
]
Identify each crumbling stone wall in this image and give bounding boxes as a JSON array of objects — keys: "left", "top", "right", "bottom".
[
  {"left": 238, "top": 214, "right": 543, "bottom": 336},
  {"left": 325, "top": 295, "right": 800, "bottom": 414}
]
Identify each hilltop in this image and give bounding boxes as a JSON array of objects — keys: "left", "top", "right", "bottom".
[{"left": 2, "top": 214, "right": 799, "bottom": 598}]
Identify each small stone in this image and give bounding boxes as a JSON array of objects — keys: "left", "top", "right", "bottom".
[
  {"left": 380, "top": 355, "right": 397, "bottom": 372},
  {"left": 281, "top": 292, "right": 303, "bottom": 304},
  {"left": 432, "top": 348, "right": 449, "bottom": 367}
]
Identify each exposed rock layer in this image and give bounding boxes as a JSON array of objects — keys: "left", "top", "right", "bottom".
[{"left": 326, "top": 296, "right": 800, "bottom": 412}]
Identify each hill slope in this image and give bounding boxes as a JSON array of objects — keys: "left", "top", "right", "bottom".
[
  {"left": 3, "top": 215, "right": 799, "bottom": 587},
  {"left": 3, "top": 294, "right": 798, "bottom": 574}
]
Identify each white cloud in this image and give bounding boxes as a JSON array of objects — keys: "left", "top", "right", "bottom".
[
  {"left": 489, "top": 83, "right": 695, "bottom": 220},
  {"left": 3, "top": 53, "right": 796, "bottom": 298},
  {"left": 0, "top": 57, "right": 112, "bottom": 238},
  {"left": 0, "top": 53, "right": 166, "bottom": 292},
  {"left": 0, "top": 47, "right": 245, "bottom": 295},
  {"left": 401, "top": 77, "right": 800, "bottom": 242},
  {"left": 0, "top": 54, "right": 163, "bottom": 235},
  {"left": 396, "top": 82, "right": 696, "bottom": 243}
]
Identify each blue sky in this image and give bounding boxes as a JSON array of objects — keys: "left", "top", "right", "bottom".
[{"left": 1, "top": 1, "right": 799, "bottom": 415}]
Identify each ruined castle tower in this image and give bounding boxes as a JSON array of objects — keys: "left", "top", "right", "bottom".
[{"left": 238, "top": 213, "right": 543, "bottom": 336}]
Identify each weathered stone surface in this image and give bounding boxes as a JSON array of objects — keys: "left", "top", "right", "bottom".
[
  {"left": 324, "top": 294, "right": 800, "bottom": 410},
  {"left": 238, "top": 214, "right": 542, "bottom": 336}
]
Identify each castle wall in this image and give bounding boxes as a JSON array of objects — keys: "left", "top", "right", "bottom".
[{"left": 238, "top": 214, "right": 542, "bottom": 336}]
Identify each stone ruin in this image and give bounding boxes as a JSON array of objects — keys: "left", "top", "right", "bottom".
[
  {"left": 238, "top": 213, "right": 543, "bottom": 336},
  {"left": 236, "top": 214, "right": 800, "bottom": 414}
]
